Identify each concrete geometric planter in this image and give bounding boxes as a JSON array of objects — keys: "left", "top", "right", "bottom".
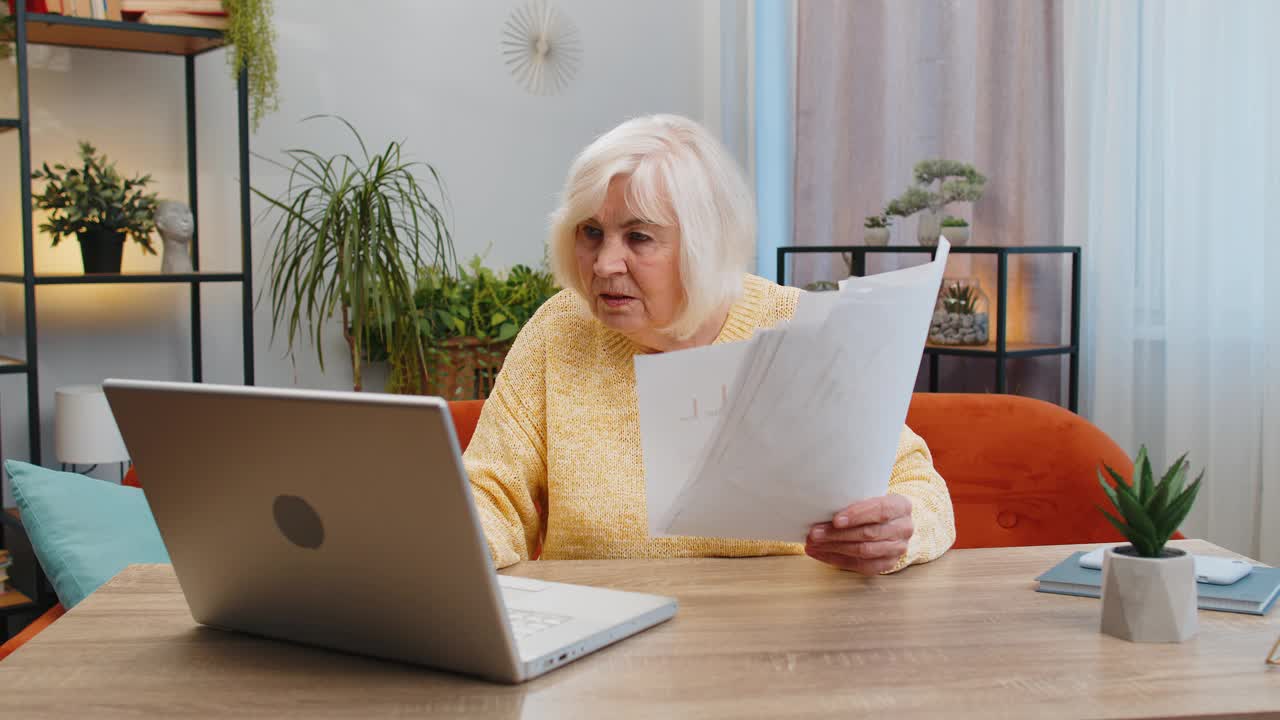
[
  {"left": 942, "top": 225, "right": 969, "bottom": 246},
  {"left": 864, "top": 226, "right": 890, "bottom": 246},
  {"left": 1100, "top": 546, "right": 1198, "bottom": 643},
  {"left": 917, "top": 209, "right": 942, "bottom": 246}
]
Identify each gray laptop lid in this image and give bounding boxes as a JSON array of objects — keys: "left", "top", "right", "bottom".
[{"left": 103, "top": 379, "right": 522, "bottom": 681}]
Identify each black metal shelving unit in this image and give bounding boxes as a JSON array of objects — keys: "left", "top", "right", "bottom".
[
  {"left": 777, "top": 245, "right": 1081, "bottom": 412},
  {"left": 0, "top": 8, "right": 256, "bottom": 470}
]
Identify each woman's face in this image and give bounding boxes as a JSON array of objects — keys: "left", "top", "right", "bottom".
[{"left": 574, "top": 176, "right": 683, "bottom": 348}]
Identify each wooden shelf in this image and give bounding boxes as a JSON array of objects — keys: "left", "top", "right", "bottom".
[
  {"left": 0, "top": 355, "right": 27, "bottom": 374},
  {"left": 0, "top": 271, "right": 245, "bottom": 286},
  {"left": 924, "top": 341, "right": 1074, "bottom": 359},
  {"left": 0, "top": 585, "right": 34, "bottom": 612},
  {"left": 19, "top": 13, "right": 225, "bottom": 56}
]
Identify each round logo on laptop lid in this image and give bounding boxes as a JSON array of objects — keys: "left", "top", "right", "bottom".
[{"left": 273, "top": 495, "right": 325, "bottom": 549}]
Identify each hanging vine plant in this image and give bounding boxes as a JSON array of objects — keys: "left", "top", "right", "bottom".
[{"left": 223, "top": 0, "right": 280, "bottom": 132}]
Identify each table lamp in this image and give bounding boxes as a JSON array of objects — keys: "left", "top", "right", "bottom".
[{"left": 54, "top": 384, "right": 130, "bottom": 478}]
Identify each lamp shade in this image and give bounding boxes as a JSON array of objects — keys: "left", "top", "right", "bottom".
[{"left": 54, "top": 384, "right": 130, "bottom": 465}]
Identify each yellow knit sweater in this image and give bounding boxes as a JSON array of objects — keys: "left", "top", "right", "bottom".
[{"left": 464, "top": 274, "right": 956, "bottom": 571}]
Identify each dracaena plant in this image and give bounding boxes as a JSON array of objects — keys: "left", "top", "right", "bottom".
[
  {"left": 254, "top": 115, "right": 456, "bottom": 392},
  {"left": 1097, "top": 446, "right": 1203, "bottom": 558}
]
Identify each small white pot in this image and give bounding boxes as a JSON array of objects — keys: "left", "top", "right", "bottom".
[
  {"left": 941, "top": 225, "right": 969, "bottom": 246},
  {"left": 1100, "top": 546, "right": 1198, "bottom": 643},
  {"left": 864, "top": 227, "right": 889, "bottom": 246},
  {"left": 917, "top": 210, "right": 941, "bottom": 246}
]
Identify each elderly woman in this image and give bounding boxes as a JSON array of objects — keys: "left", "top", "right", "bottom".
[{"left": 465, "top": 114, "right": 955, "bottom": 575}]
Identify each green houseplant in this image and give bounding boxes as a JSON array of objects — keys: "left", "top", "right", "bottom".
[
  {"left": 1096, "top": 447, "right": 1204, "bottom": 643},
  {"left": 366, "top": 257, "right": 558, "bottom": 397},
  {"left": 884, "top": 159, "right": 986, "bottom": 246},
  {"left": 929, "top": 278, "right": 989, "bottom": 346},
  {"left": 255, "top": 115, "right": 456, "bottom": 392},
  {"left": 223, "top": 0, "right": 279, "bottom": 132},
  {"left": 940, "top": 281, "right": 980, "bottom": 314},
  {"left": 31, "top": 141, "right": 159, "bottom": 274},
  {"left": 940, "top": 215, "right": 970, "bottom": 246},
  {"left": 863, "top": 214, "right": 891, "bottom": 246}
]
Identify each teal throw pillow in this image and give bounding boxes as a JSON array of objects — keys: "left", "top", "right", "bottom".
[{"left": 5, "top": 460, "right": 169, "bottom": 609}]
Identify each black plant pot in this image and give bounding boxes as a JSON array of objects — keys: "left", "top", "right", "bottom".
[{"left": 77, "top": 227, "right": 126, "bottom": 274}]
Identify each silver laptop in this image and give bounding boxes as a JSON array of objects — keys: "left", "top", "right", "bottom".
[{"left": 102, "top": 379, "right": 677, "bottom": 683}]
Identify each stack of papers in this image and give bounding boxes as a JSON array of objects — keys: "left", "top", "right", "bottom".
[{"left": 636, "top": 240, "right": 950, "bottom": 543}]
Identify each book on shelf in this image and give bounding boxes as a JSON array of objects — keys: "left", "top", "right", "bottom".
[
  {"left": 5, "top": 0, "right": 63, "bottom": 15},
  {"left": 121, "top": 0, "right": 223, "bottom": 15},
  {"left": 136, "top": 10, "right": 226, "bottom": 28},
  {"left": 1036, "top": 551, "right": 1280, "bottom": 616},
  {"left": 51, "top": 0, "right": 119, "bottom": 20}
]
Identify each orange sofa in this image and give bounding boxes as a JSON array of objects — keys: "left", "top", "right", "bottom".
[{"left": 1, "top": 393, "right": 1151, "bottom": 661}]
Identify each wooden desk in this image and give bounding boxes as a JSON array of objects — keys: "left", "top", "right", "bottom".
[{"left": 1, "top": 540, "right": 1277, "bottom": 718}]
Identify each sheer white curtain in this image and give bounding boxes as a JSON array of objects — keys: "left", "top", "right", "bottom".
[
  {"left": 1065, "top": 1, "right": 1280, "bottom": 562},
  {"left": 794, "top": 0, "right": 1067, "bottom": 402}
]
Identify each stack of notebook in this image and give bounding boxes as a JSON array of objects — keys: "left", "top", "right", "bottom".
[
  {"left": 120, "top": 0, "right": 227, "bottom": 29},
  {"left": 1036, "top": 551, "right": 1280, "bottom": 615}
]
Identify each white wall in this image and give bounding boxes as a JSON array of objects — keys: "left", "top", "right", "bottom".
[{"left": 0, "top": 0, "right": 720, "bottom": 494}]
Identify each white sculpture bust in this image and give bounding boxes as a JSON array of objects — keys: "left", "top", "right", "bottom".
[{"left": 155, "top": 199, "right": 194, "bottom": 273}]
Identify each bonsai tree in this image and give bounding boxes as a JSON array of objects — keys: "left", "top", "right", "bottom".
[
  {"left": 884, "top": 159, "right": 987, "bottom": 219},
  {"left": 255, "top": 115, "right": 456, "bottom": 391},
  {"left": 883, "top": 186, "right": 934, "bottom": 220},
  {"left": 32, "top": 141, "right": 159, "bottom": 273},
  {"left": 1098, "top": 446, "right": 1203, "bottom": 558}
]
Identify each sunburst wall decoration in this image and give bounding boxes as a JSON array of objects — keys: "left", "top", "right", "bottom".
[{"left": 501, "top": 0, "right": 583, "bottom": 96}]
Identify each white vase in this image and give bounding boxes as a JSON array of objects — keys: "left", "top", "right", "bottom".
[
  {"left": 917, "top": 209, "right": 941, "bottom": 246},
  {"left": 864, "top": 227, "right": 889, "bottom": 246},
  {"left": 941, "top": 225, "right": 969, "bottom": 246},
  {"left": 1100, "top": 546, "right": 1198, "bottom": 643}
]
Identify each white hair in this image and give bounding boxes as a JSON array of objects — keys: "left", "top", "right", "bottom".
[{"left": 548, "top": 114, "right": 756, "bottom": 340}]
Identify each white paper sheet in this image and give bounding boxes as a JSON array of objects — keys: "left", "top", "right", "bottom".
[
  {"left": 635, "top": 341, "right": 752, "bottom": 536},
  {"left": 638, "top": 240, "right": 950, "bottom": 542}
]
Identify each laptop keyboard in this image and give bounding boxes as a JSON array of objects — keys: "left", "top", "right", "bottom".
[{"left": 507, "top": 608, "right": 572, "bottom": 639}]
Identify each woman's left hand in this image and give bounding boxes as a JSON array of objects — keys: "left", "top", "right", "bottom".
[{"left": 805, "top": 494, "right": 914, "bottom": 575}]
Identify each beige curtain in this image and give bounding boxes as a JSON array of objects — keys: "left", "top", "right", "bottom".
[{"left": 794, "top": 0, "right": 1066, "bottom": 402}]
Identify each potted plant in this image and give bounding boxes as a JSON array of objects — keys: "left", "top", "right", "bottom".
[
  {"left": 255, "top": 115, "right": 456, "bottom": 392},
  {"left": 884, "top": 159, "right": 986, "bottom": 246},
  {"left": 940, "top": 215, "right": 970, "bottom": 246},
  {"left": 366, "top": 257, "right": 558, "bottom": 397},
  {"left": 929, "top": 278, "right": 989, "bottom": 346},
  {"left": 223, "top": 0, "right": 279, "bottom": 132},
  {"left": 32, "top": 142, "right": 159, "bottom": 274},
  {"left": 802, "top": 280, "right": 839, "bottom": 292},
  {"left": 863, "top": 214, "right": 891, "bottom": 246},
  {"left": 1097, "top": 447, "right": 1204, "bottom": 643}
]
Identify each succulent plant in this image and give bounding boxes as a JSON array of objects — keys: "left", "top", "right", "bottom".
[
  {"left": 1098, "top": 446, "right": 1203, "bottom": 558},
  {"left": 864, "top": 214, "right": 891, "bottom": 229},
  {"left": 940, "top": 281, "right": 980, "bottom": 314},
  {"left": 941, "top": 215, "right": 969, "bottom": 228}
]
